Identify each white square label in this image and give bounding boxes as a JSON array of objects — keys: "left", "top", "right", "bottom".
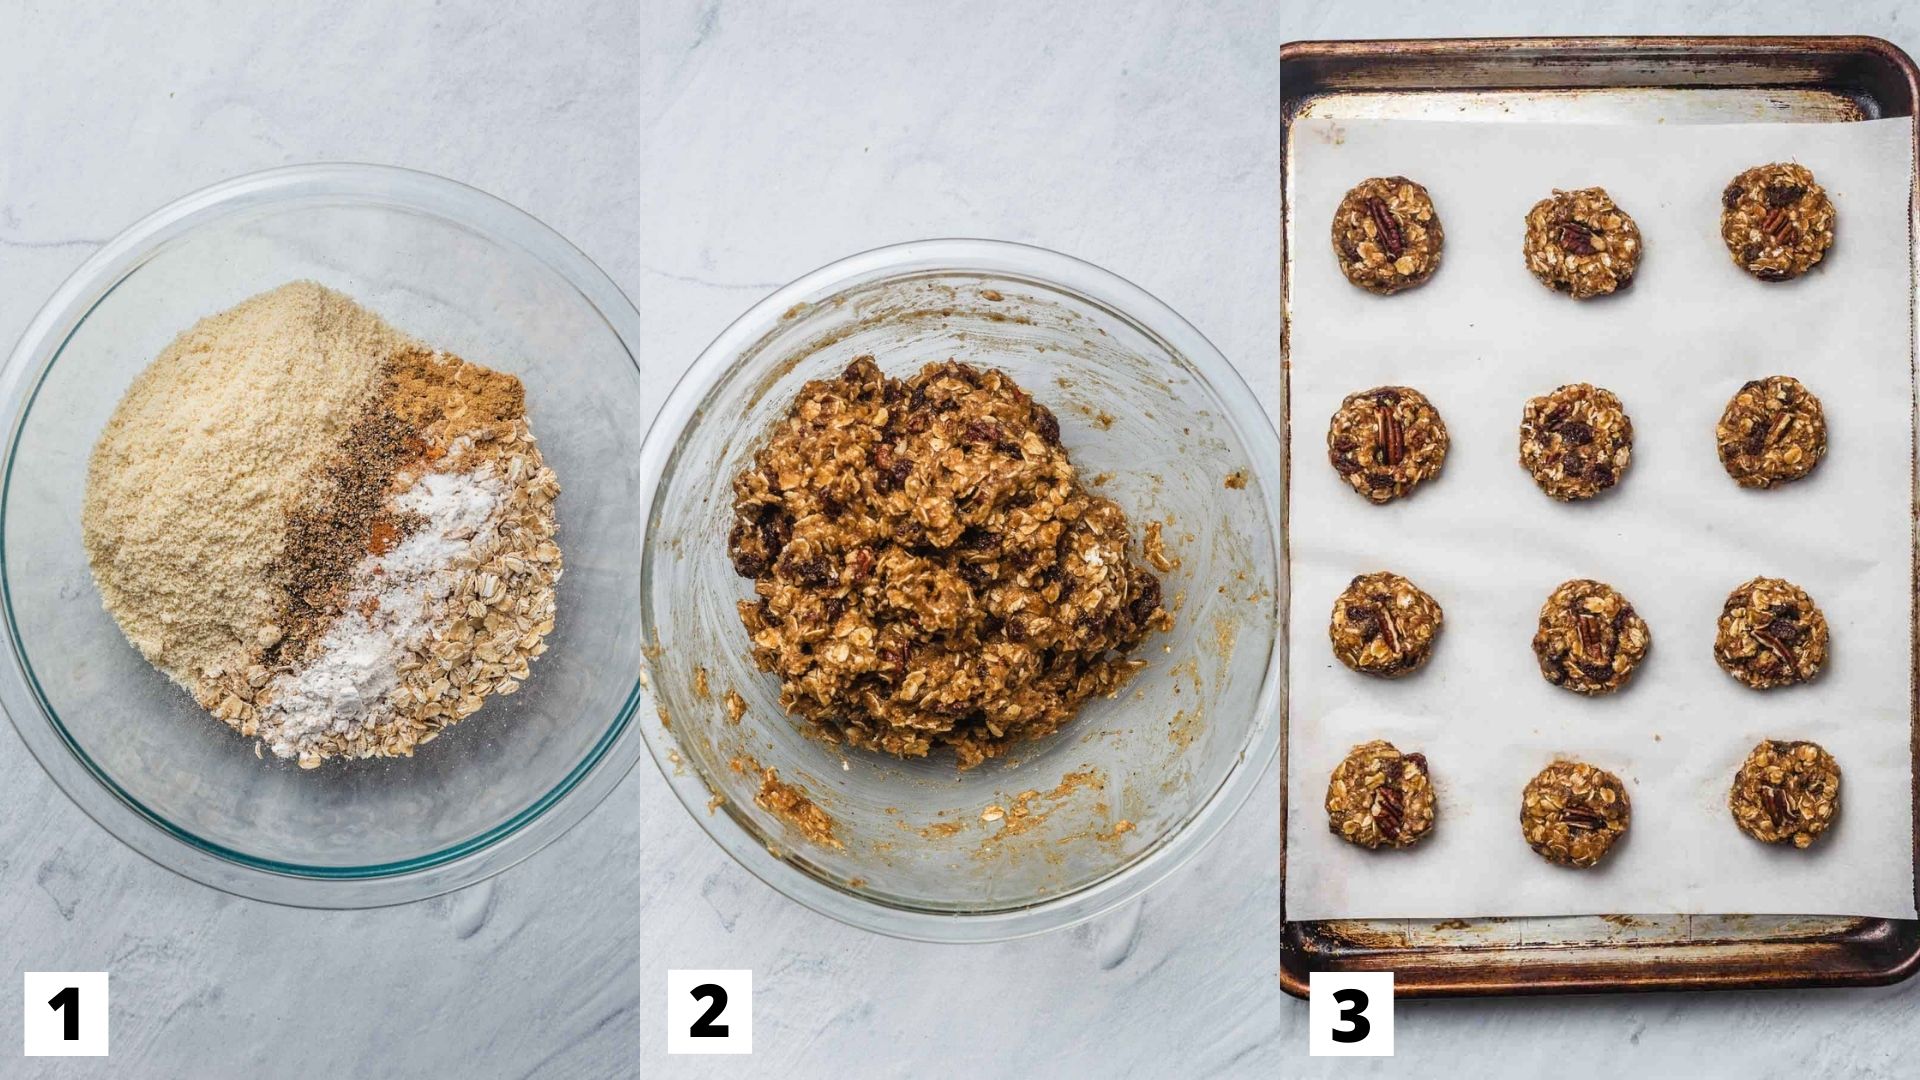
[
  {"left": 667, "top": 969, "right": 751, "bottom": 1055},
  {"left": 23, "top": 972, "right": 108, "bottom": 1057},
  {"left": 1308, "top": 971, "right": 1393, "bottom": 1056}
]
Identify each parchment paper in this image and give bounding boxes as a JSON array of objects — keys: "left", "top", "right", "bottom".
[{"left": 1285, "top": 116, "right": 1917, "bottom": 920}]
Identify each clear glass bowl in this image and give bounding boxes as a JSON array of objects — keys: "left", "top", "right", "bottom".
[
  {"left": 640, "top": 240, "right": 1280, "bottom": 940},
  {"left": 0, "top": 164, "right": 645, "bottom": 907}
]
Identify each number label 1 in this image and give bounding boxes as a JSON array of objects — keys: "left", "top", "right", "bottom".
[
  {"left": 666, "top": 970, "right": 752, "bottom": 1055},
  {"left": 23, "top": 972, "right": 109, "bottom": 1057},
  {"left": 1308, "top": 971, "right": 1394, "bottom": 1056},
  {"left": 48, "top": 985, "right": 81, "bottom": 1041}
]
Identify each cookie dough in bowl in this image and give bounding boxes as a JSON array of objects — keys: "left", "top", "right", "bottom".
[
  {"left": 639, "top": 240, "right": 1280, "bottom": 941},
  {"left": 1331, "top": 176, "right": 1445, "bottom": 295},
  {"left": 727, "top": 357, "right": 1170, "bottom": 770}
]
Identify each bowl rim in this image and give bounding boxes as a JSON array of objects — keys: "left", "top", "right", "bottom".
[
  {"left": 0, "top": 162, "right": 647, "bottom": 908},
  {"left": 638, "top": 238, "right": 1282, "bottom": 942}
]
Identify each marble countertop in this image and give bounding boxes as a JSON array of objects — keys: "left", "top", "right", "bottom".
[{"left": 0, "top": 3, "right": 639, "bottom": 1077}]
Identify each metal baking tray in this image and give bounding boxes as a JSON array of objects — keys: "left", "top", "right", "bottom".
[{"left": 1279, "top": 36, "right": 1920, "bottom": 998}]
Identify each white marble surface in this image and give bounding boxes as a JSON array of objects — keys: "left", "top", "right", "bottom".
[
  {"left": 0, "top": 3, "right": 639, "bottom": 1077},
  {"left": 641, "top": 2, "right": 1920, "bottom": 1078}
]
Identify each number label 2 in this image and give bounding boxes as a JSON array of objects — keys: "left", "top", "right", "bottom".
[
  {"left": 666, "top": 970, "right": 752, "bottom": 1055},
  {"left": 688, "top": 983, "right": 729, "bottom": 1038}
]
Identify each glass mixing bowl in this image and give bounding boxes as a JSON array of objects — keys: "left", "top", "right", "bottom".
[
  {"left": 0, "top": 164, "right": 645, "bottom": 906},
  {"left": 640, "top": 240, "right": 1280, "bottom": 940}
]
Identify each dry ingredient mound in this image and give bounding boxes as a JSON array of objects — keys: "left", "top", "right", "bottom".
[
  {"left": 728, "top": 357, "right": 1170, "bottom": 769},
  {"left": 82, "top": 281, "right": 562, "bottom": 767}
]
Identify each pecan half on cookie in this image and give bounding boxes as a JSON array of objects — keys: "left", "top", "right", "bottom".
[
  {"left": 1716, "top": 375, "right": 1827, "bottom": 489},
  {"left": 1329, "top": 571, "right": 1442, "bottom": 678},
  {"left": 1519, "top": 383, "right": 1633, "bottom": 501},
  {"left": 1532, "top": 579, "right": 1651, "bottom": 695},
  {"left": 1728, "top": 739, "right": 1841, "bottom": 848},
  {"left": 1720, "top": 163, "right": 1836, "bottom": 282},
  {"left": 1326, "top": 740, "right": 1437, "bottom": 850},
  {"left": 1522, "top": 187, "right": 1642, "bottom": 299},
  {"left": 1326, "top": 386, "right": 1449, "bottom": 503},
  {"left": 1331, "top": 176, "right": 1444, "bottom": 295},
  {"left": 1713, "top": 576, "right": 1828, "bottom": 690},
  {"left": 1521, "top": 760, "right": 1631, "bottom": 869}
]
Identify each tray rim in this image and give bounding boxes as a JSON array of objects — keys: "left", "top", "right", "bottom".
[{"left": 1279, "top": 33, "right": 1920, "bottom": 999}]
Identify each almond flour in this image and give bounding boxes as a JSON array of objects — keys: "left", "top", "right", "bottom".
[{"left": 83, "top": 281, "right": 562, "bottom": 767}]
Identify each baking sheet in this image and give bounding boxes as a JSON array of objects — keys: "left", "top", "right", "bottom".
[{"left": 1285, "top": 115, "right": 1918, "bottom": 921}]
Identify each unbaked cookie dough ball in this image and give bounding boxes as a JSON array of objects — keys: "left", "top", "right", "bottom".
[
  {"left": 1520, "top": 760, "right": 1631, "bottom": 869},
  {"left": 1519, "top": 383, "right": 1633, "bottom": 501},
  {"left": 1326, "top": 386, "right": 1449, "bottom": 503},
  {"left": 1332, "top": 176, "right": 1444, "bottom": 295},
  {"left": 1714, "top": 576, "right": 1829, "bottom": 690},
  {"left": 1522, "top": 187, "right": 1642, "bottom": 299},
  {"left": 1532, "top": 579, "right": 1651, "bottom": 695},
  {"left": 1728, "top": 739, "right": 1841, "bottom": 848},
  {"left": 1720, "top": 163, "right": 1836, "bottom": 282},
  {"left": 1716, "top": 376, "right": 1827, "bottom": 489},
  {"left": 1325, "top": 740, "right": 1437, "bottom": 850},
  {"left": 1329, "top": 571, "right": 1443, "bottom": 678}
]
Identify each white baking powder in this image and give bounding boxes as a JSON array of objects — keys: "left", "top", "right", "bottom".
[{"left": 256, "top": 467, "right": 504, "bottom": 760}]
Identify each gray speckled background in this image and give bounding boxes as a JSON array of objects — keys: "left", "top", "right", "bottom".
[{"left": 0, "top": 3, "right": 638, "bottom": 1077}]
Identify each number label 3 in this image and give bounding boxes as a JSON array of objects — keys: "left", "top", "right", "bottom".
[
  {"left": 1308, "top": 971, "right": 1394, "bottom": 1057},
  {"left": 666, "top": 970, "right": 752, "bottom": 1055}
]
